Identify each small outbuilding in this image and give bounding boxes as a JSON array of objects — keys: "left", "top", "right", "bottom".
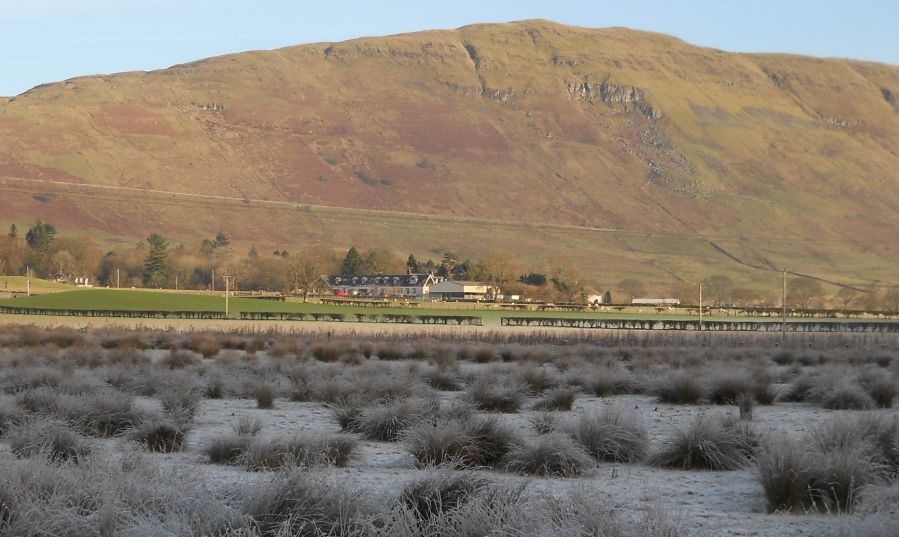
[{"left": 429, "top": 280, "right": 491, "bottom": 300}]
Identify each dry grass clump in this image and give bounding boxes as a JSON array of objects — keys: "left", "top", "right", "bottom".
[
  {"left": 188, "top": 335, "right": 221, "bottom": 358},
  {"left": 396, "top": 470, "right": 489, "bottom": 522},
  {"left": 128, "top": 414, "right": 188, "bottom": 452},
  {"left": 502, "top": 432, "right": 595, "bottom": 477},
  {"left": 533, "top": 386, "right": 580, "bottom": 411},
  {"left": 473, "top": 347, "right": 496, "bottom": 363},
  {"left": 160, "top": 349, "right": 201, "bottom": 369},
  {"left": 654, "top": 371, "right": 707, "bottom": 404},
  {"left": 466, "top": 377, "right": 527, "bottom": 413},
  {"left": 706, "top": 371, "right": 752, "bottom": 405},
  {"left": 241, "top": 470, "right": 370, "bottom": 536},
  {"left": 857, "top": 369, "right": 897, "bottom": 409},
  {"left": 205, "top": 416, "right": 264, "bottom": 465},
  {"left": 243, "top": 434, "right": 357, "bottom": 470},
  {"left": 353, "top": 398, "right": 434, "bottom": 441},
  {"left": 159, "top": 384, "right": 203, "bottom": 417},
  {"left": 579, "top": 366, "right": 639, "bottom": 397},
  {"left": 564, "top": 407, "right": 649, "bottom": 463},
  {"left": 650, "top": 415, "right": 756, "bottom": 470},
  {"left": 813, "top": 381, "right": 877, "bottom": 410},
  {"left": 758, "top": 414, "right": 896, "bottom": 514},
  {"left": 420, "top": 366, "right": 461, "bottom": 391},
  {"left": 530, "top": 412, "right": 559, "bottom": 434},
  {"left": 404, "top": 415, "right": 517, "bottom": 469},
  {"left": 8, "top": 419, "right": 92, "bottom": 462},
  {"left": 0, "top": 401, "right": 26, "bottom": 436},
  {"left": 254, "top": 382, "right": 277, "bottom": 409}
]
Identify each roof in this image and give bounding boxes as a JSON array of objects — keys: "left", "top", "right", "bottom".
[
  {"left": 430, "top": 280, "right": 490, "bottom": 292},
  {"left": 328, "top": 274, "right": 434, "bottom": 288}
]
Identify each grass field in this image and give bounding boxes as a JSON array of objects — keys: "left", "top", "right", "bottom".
[
  {"left": 0, "top": 276, "right": 75, "bottom": 294},
  {"left": 0, "top": 288, "right": 823, "bottom": 328}
]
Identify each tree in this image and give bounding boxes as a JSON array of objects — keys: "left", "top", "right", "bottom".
[
  {"left": 520, "top": 273, "right": 547, "bottom": 286},
  {"left": 290, "top": 247, "right": 333, "bottom": 302},
  {"left": 472, "top": 252, "right": 521, "bottom": 301},
  {"left": 604, "top": 290, "right": 613, "bottom": 304},
  {"left": 438, "top": 252, "right": 458, "bottom": 279},
  {"left": 25, "top": 220, "right": 57, "bottom": 275},
  {"left": 142, "top": 234, "right": 169, "bottom": 288},
  {"left": 550, "top": 257, "right": 586, "bottom": 302},
  {"left": 702, "top": 274, "right": 734, "bottom": 306},
  {"left": 340, "top": 247, "right": 364, "bottom": 276},
  {"left": 787, "top": 278, "right": 825, "bottom": 309},
  {"left": 617, "top": 278, "right": 646, "bottom": 302},
  {"left": 364, "top": 249, "right": 403, "bottom": 275},
  {"left": 882, "top": 286, "right": 899, "bottom": 313},
  {"left": 406, "top": 254, "right": 419, "bottom": 274},
  {"left": 730, "top": 288, "right": 762, "bottom": 308},
  {"left": 214, "top": 232, "right": 230, "bottom": 248},
  {"left": 835, "top": 287, "right": 861, "bottom": 309},
  {"left": 8, "top": 224, "right": 17, "bottom": 239}
]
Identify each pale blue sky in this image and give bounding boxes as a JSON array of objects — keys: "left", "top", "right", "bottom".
[{"left": 1, "top": 0, "right": 897, "bottom": 96}]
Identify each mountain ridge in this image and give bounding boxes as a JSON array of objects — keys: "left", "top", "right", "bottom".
[{"left": 2, "top": 20, "right": 898, "bottom": 288}]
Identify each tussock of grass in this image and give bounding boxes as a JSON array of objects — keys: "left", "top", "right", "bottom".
[
  {"left": 241, "top": 470, "right": 369, "bottom": 536},
  {"left": 706, "top": 372, "right": 752, "bottom": 405},
  {"left": 243, "top": 434, "right": 357, "bottom": 470},
  {"left": 404, "top": 415, "right": 517, "bottom": 469},
  {"left": 502, "top": 432, "right": 595, "bottom": 477},
  {"left": 466, "top": 377, "right": 526, "bottom": 413},
  {"left": 8, "top": 419, "right": 92, "bottom": 463},
  {"left": 565, "top": 407, "right": 649, "bottom": 463},
  {"left": 533, "top": 386, "right": 580, "bottom": 411},
  {"left": 650, "top": 415, "right": 754, "bottom": 470},
  {"left": 254, "top": 382, "right": 277, "bottom": 409},
  {"left": 396, "top": 470, "right": 489, "bottom": 522},
  {"left": 128, "top": 414, "right": 188, "bottom": 453},
  {"left": 655, "top": 371, "right": 706, "bottom": 404}
]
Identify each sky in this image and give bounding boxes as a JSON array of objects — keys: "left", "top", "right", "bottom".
[{"left": 1, "top": 0, "right": 897, "bottom": 96}]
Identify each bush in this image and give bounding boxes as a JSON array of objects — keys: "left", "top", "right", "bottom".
[
  {"left": 474, "top": 347, "right": 496, "bottom": 363},
  {"left": 858, "top": 371, "right": 896, "bottom": 409},
  {"left": 128, "top": 415, "right": 188, "bottom": 452},
  {"left": 159, "top": 385, "right": 203, "bottom": 417},
  {"left": 404, "top": 415, "right": 517, "bottom": 469},
  {"left": 467, "top": 377, "right": 526, "bottom": 413},
  {"left": 502, "top": 432, "right": 594, "bottom": 477},
  {"left": 8, "top": 420, "right": 92, "bottom": 463},
  {"left": 188, "top": 335, "right": 221, "bottom": 358},
  {"left": 650, "top": 415, "right": 754, "bottom": 470},
  {"left": 533, "top": 386, "right": 579, "bottom": 411},
  {"left": 565, "top": 407, "right": 649, "bottom": 463},
  {"left": 160, "top": 349, "right": 201, "bottom": 369},
  {"left": 254, "top": 382, "right": 277, "bottom": 409},
  {"left": 655, "top": 371, "right": 706, "bottom": 404}
]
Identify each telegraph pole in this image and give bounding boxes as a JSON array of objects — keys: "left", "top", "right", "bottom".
[
  {"left": 223, "top": 275, "right": 231, "bottom": 317},
  {"left": 116, "top": 268, "right": 120, "bottom": 289},
  {"left": 211, "top": 269, "right": 215, "bottom": 292},
  {"left": 698, "top": 280, "right": 703, "bottom": 330},
  {"left": 782, "top": 269, "right": 787, "bottom": 341},
  {"left": 26, "top": 266, "right": 31, "bottom": 296}
]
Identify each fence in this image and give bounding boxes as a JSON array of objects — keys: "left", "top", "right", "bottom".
[
  {"left": 0, "top": 305, "right": 227, "bottom": 320},
  {"left": 500, "top": 317, "right": 899, "bottom": 332}
]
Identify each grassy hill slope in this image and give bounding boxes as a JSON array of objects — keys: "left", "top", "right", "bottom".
[{"left": 1, "top": 20, "right": 898, "bottom": 289}]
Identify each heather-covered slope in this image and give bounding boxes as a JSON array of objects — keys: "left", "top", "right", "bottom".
[{"left": 1, "top": 20, "right": 897, "bottom": 287}]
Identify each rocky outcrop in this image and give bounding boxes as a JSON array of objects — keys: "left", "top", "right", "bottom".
[{"left": 567, "top": 80, "right": 661, "bottom": 119}]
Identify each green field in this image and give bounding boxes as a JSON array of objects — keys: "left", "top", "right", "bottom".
[
  {"left": 0, "top": 276, "right": 75, "bottom": 294},
  {"left": 0, "top": 289, "right": 805, "bottom": 328}
]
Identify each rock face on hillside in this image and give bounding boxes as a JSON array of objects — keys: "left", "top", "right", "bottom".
[{"left": 0, "top": 20, "right": 898, "bottom": 285}]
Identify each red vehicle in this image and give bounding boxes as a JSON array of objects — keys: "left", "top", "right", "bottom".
[{"left": 334, "top": 291, "right": 349, "bottom": 297}]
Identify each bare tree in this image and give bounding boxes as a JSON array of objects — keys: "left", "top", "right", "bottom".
[
  {"left": 551, "top": 257, "right": 586, "bottom": 302},
  {"left": 473, "top": 252, "right": 521, "bottom": 301},
  {"left": 290, "top": 247, "right": 336, "bottom": 302},
  {"left": 701, "top": 274, "right": 734, "bottom": 306},
  {"left": 788, "top": 278, "right": 825, "bottom": 309},
  {"left": 617, "top": 278, "right": 646, "bottom": 302}
]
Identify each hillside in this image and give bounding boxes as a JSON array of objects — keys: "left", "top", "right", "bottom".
[{"left": 1, "top": 20, "right": 898, "bottom": 290}]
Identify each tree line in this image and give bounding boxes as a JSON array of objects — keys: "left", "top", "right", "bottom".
[{"left": 1, "top": 221, "right": 898, "bottom": 310}]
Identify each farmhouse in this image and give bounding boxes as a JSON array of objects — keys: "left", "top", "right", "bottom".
[
  {"left": 328, "top": 273, "right": 436, "bottom": 298},
  {"left": 632, "top": 298, "right": 681, "bottom": 306},
  {"left": 429, "top": 280, "right": 491, "bottom": 300}
]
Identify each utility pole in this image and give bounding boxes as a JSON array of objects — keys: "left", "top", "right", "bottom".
[
  {"left": 211, "top": 269, "right": 215, "bottom": 292},
  {"left": 116, "top": 268, "right": 120, "bottom": 289},
  {"left": 223, "top": 275, "right": 231, "bottom": 317},
  {"left": 782, "top": 269, "right": 787, "bottom": 341},
  {"left": 175, "top": 274, "right": 179, "bottom": 291},
  {"left": 698, "top": 280, "right": 703, "bottom": 330},
  {"left": 26, "top": 266, "right": 31, "bottom": 296}
]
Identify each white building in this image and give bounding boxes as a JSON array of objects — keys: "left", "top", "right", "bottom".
[
  {"left": 428, "top": 280, "right": 491, "bottom": 300},
  {"left": 632, "top": 298, "right": 681, "bottom": 306}
]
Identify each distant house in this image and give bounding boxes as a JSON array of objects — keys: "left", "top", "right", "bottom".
[
  {"left": 586, "top": 293, "right": 604, "bottom": 305},
  {"left": 429, "top": 280, "right": 491, "bottom": 300},
  {"left": 632, "top": 298, "right": 681, "bottom": 306},
  {"left": 328, "top": 274, "right": 436, "bottom": 298}
]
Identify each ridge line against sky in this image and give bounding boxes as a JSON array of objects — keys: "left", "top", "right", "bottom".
[{"left": 1, "top": 0, "right": 897, "bottom": 97}]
